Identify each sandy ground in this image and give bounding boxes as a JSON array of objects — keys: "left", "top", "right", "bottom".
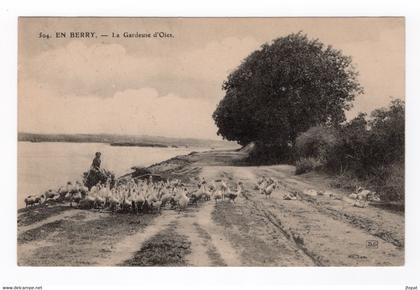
[{"left": 17, "top": 149, "right": 404, "bottom": 266}]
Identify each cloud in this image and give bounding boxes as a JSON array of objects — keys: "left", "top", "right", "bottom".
[
  {"left": 22, "top": 42, "right": 158, "bottom": 98},
  {"left": 21, "top": 37, "right": 260, "bottom": 100},
  {"left": 19, "top": 37, "right": 262, "bottom": 138},
  {"left": 19, "top": 81, "right": 220, "bottom": 139}
]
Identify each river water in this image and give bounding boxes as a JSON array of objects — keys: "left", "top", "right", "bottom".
[{"left": 18, "top": 142, "right": 208, "bottom": 208}]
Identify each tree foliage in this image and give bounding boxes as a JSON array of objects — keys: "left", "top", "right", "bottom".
[
  {"left": 335, "top": 99, "right": 405, "bottom": 174},
  {"left": 213, "top": 32, "right": 363, "bottom": 151}
]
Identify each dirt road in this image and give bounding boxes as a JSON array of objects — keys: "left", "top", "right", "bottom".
[{"left": 17, "top": 150, "right": 404, "bottom": 266}]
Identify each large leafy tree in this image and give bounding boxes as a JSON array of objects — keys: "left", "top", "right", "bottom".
[{"left": 213, "top": 32, "right": 363, "bottom": 150}]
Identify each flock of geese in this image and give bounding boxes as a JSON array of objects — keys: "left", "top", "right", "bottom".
[
  {"left": 24, "top": 176, "right": 244, "bottom": 214},
  {"left": 24, "top": 174, "right": 380, "bottom": 212}
]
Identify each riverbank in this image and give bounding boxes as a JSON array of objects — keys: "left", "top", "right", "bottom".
[{"left": 17, "top": 148, "right": 404, "bottom": 266}]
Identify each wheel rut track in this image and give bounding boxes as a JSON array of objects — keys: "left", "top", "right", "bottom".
[
  {"left": 276, "top": 179, "right": 404, "bottom": 248},
  {"left": 241, "top": 191, "right": 323, "bottom": 266}
]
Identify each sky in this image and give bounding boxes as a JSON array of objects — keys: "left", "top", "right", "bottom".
[{"left": 18, "top": 17, "right": 405, "bottom": 140}]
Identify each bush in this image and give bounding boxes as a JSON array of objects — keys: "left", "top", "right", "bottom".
[
  {"left": 294, "top": 99, "right": 405, "bottom": 202},
  {"left": 295, "top": 126, "right": 339, "bottom": 163},
  {"left": 329, "top": 172, "right": 362, "bottom": 191},
  {"left": 329, "top": 161, "right": 404, "bottom": 203},
  {"left": 295, "top": 158, "right": 322, "bottom": 175},
  {"left": 334, "top": 113, "right": 371, "bottom": 175},
  {"left": 335, "top": 100, "right": 405, "bottom": 176},
  {"left": 367, "top": 161, "right": 404, "bottom": 202}
]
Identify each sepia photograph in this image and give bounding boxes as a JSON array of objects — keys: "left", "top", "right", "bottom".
[{"left": 17, "top": 17, "right": 405, "bottom": 267}]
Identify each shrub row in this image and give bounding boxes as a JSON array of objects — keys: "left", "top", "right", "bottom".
[{"left": 294, "top": 99, "right": 405, "bottom": 202}]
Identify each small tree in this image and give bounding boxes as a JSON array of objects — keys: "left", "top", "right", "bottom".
[{"left": 368, "top": 99, "right": 405, "bottom": 166}]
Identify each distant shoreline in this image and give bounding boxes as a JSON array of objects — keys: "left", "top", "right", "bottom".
[
  {"left": 18, "top": 132, "right": 238, "bottom": 149},
  {"left": 20, "top": 140, "right": 176, "bottom": 149},
  {"left": 110, "top": 142, "right": 172, "bottom": 148}
]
